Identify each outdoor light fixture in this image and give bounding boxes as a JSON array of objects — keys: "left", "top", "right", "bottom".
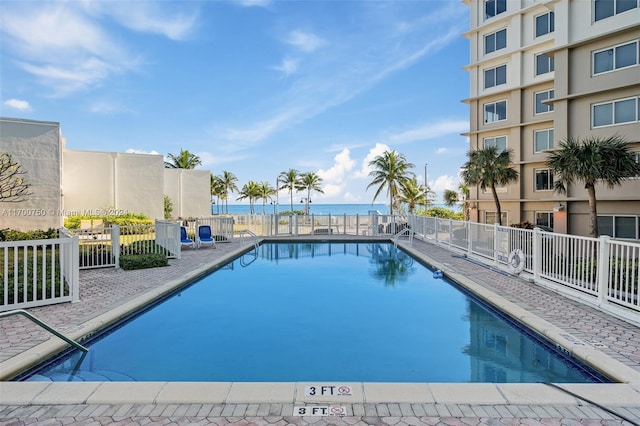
[{"left": 553, "top": 204, "right": 565, "bottom": 212}]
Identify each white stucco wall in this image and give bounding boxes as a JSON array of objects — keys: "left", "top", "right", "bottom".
[
  {"left": 163, "top": 169, "right": 210, "bottom": 219},
  {"left": 0, "top": 118, "right": 63, "bottom": 231},
  {"left": 63, "top": 150, "right": 164, "bottom": 220}
]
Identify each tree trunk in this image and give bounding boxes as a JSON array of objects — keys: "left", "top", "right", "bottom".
[
  {"left": 389, "top": 191, "right": 394, "bottom": 216},
  {"left": 491, "top": 184, "right": 502, "bottom": 225},
  {"left": 587, "top": 184, "right": 598, "bottom": 238}
]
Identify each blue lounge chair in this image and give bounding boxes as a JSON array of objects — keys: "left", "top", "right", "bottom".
[
  {"left": 197, "top": 225, "right": 216, "bottom": 248},
  {"left": 180, "top": 226, "right": 195, "bottom": 249}
]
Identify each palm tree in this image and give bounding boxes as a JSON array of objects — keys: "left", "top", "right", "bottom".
[
  {"left": 367, "top": 150, "right": 415, "bottom": 215},
  {"left": 257, "top": 181, "right": 276, "bottom": 214},
  {"left": 278, "top": 168, "right": 300, "bottom": 212},
  {"left": 164, "top": 149, "right": 202, "bottom": 169},
  {"left": 219, "top": 170, "right": 239, "bottom": 214},
  {"left": 461, "top": 146, "right": 518, "bottom": 226},
  {"left": 297, "top": 172, "right": 324, "bottom": 215},
  {"left": 399, "top": 177, "right": 426, "bottom": 214},
  {"left": 458, "top": 183, "right": 470, "bottom": 221},
  {"left": 237, "top": 181, "right": 261, "bottom": 214},
  {"left": 443, "top": 189, "right": 459, "bottom": 207},
  {"left": 210, "top": 174, "right": 224, "bottom": 214},
  {"left": 546, "top": 135, "right": 640, "bottom": 237}
]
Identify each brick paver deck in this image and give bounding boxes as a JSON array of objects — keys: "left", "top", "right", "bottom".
[{"left": 1, "top": 236, "right": 639, "bottom": 425}]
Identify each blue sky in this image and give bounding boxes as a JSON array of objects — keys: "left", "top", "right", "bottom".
[{"left": 0, "top": 0, "right": 470, "bottom": 205}]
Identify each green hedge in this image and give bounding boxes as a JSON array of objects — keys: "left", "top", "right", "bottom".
[
  {"left": 64, "top": 213, "right": 152, "bottom": 229},
  {"left": 0, "top": 228, "right": 59, "bottom": 241},
  {"left": 119, "top": 253, "right": 168, "bottom": 270}
]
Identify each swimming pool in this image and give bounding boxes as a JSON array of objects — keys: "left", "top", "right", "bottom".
[{"left": 20, "top": 242, "right": 609, "bottom": 383}]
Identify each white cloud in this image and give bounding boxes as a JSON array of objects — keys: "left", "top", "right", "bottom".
[
  {"left": 342, "top": 192, "right": 362, "bottom": 202},
  {"left": 387, "top": 120, "right": 469, "bottom": 145},
  {"left": 272, "top": 57, "right": 299, "bottom": 77},
  {"left": 0, "top": 1, "right": 196, "bottom": 95},
  {"left": 285, "top": 30, "right": 327, "bottom": 52},
  {"left": 236, "top": 0, "right": 271, "bottom": 7},
  {"left": 318, "top": 149, "right": 355, "bottom": 184},
  {"left": 3, "top": 99, "right": 31, "bottom": 111},
  {"left": 436, "top": 147, "right": 448, "bottom": 154},
  {"left": 431, "top": 174, "right": 458, "bottom": 202},
  {"left": 354, "top": 143, "right": 390, "bottom": 179}
]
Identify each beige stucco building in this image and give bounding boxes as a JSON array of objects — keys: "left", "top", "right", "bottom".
[
  {"left": 0, "top": 117, "right": 210, "bottom": 231},
  {"left": 463, "top": 0, "right": 640, "bottom": 238}
]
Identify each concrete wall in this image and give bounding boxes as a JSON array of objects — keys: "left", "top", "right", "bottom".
[
  {"left": 0, "top": 118, "right": 63, "bottom": 231},
  {"left": 63, "top": 150, "right": 164, "bottom": 220},
  {"left": 164, "top": 169, "right": 211, "bottom": 219}
]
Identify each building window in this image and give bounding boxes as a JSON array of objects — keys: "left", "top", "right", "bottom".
[
  {"left": 535, "top": 212, "right": 554, "bottom": 229},
  {"left": 592, "top": 96, "right": 639, "bottom": 127},
  {"left": 594, "top": 0, "right": 639, "bottom": 22},
  {"left": 486, "top": 211, "right": 508, "bottom": 225},
  {"left": 535, "top": 89, "right": 555, "bottom": 114},
  {"left": 535, "top": 169, "right": 554, "bottom": 191},
  {"left": 535, "top": 11, "right": 555, "bottom": 37},
  {"left": 484, "top": 64, "right": 507, "bottom": 89},
  {"left": 534, "top": 128, "right": 554, "bottom": 152},
  {"left": 485, "top": 0, "right": 507, "bottom": 19},
  {"left": 483, "top": 136, "right": 507, "bottom": 152},
  {"left": 484, "top": 100, "right": 507, "bottom": 123},
  {"left": 535, "top": 53, "right": 555, "bottom": 75},
  {"left": 597, "top": 215, "right": 639, "bottom": 239},
  {"left": 593, "top": 40, "right": 639, "bottom": 74},
  {"left": 485, "top": 29, "right": 507, "bottom": 54},
  {"left": 630, "top": 152, "right": 640, "bottom": 179}
]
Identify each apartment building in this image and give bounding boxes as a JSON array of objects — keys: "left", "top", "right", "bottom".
[{"left": 463, "top": 0, "right": 640, "bottom": 238}]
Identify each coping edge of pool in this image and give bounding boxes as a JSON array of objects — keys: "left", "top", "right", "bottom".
[
  {"left": 399, "top": 242, "right": 640, "bottom": 386},
  {"left": 1, "top": 237, "right": 638, "bottom": 387}
]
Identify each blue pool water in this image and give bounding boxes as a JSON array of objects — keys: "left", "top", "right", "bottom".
[{"left": 22, "top": 242, "right": 608, "bottom": 383}]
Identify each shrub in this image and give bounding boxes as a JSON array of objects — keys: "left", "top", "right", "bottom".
[
  {"left": 119, "top": 253, "right": 168, "bottom": 270},
  {"left": 420, "top": 207, "right": 463, "bottom": 220},
  {"left": 0, "top": 228, "right": 59, "bottom": 241},
  {"left": 64, "top": 213, "right": 152, "bottom": 229}
]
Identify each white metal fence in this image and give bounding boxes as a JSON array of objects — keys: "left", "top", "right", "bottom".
[
  {"left": 61, "top": 220, "right": 181, "bottom": 269},
  {"left": 407, "top": 215, "right": 640, "bottom": 323},
  {"left": 0, "top": 236, "right": 79, "bottom": 312}
]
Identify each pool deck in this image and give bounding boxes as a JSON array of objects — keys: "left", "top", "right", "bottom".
[{"left": 1, "top": 235, "right": 639, "bottom": 425}]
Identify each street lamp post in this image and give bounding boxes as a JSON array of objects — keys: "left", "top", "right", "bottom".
[
  {"left": 424, "top": 163, "right": 428, "bottom": 208},
  {"left": 301, "top": 198, "right": 311, "bottom": 215}
]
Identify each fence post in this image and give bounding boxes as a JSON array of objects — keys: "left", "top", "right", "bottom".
[
  {"left": 71, "top": 235, "right": 80, "bottom": 302},
  {"left": 112, "top": 225, "right": 121, "bottom": 269},
  {"left": 596, "top": 236, "right": 611, "bottom": 303},
  {"left": 449, "top": 218, "right": 453, "bottom": 249},
  {"left": 467, "top": 221, "right": 473, "bottom": 256},
  {"left": 533, "top": 227, "right": 541, "bottom": 281},
  {"left": 294, "top": 215, "right": 298, "bottom": 236},
  {"left": 343, "top": 213, "right": 346, "bottom": 235},
  {"left": 493, "top": 223, "right": 499, "bottom": 265}
]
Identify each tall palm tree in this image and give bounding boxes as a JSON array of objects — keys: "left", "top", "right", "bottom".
[
  {"left": 461, "top": 146, "right": 518, "bottom": 226},
  {"left": 237, "top": 181, "right": 261, "bottom": 214},
  {"left": 257, "top": 181, "right": 276, "bottom": 214},
  {"left": 367, "top": 150, "right": 415, "bottom": 215},
  {"left": 210, "top": 174, "right": 224, "bottom": 214},
  {"left": 164, "top": 149, "right": 202, "bottom": 169},
  {"left": 219, "top": 170, "right": 239, "bottom": 214},
  {"left": 399, "top": 177, "right": 426, "bottom": 214},
  {"left": 297, "top": 172, "right": 324, "bottom": 215},
  {"left": 458, "top": 183, "right": 470, "bottom": 221},
  {"left": 546, "top": 135, "right": 640, "bottom": 237},
  {"left": 278, "top": 168, "right": 300, "bottom": 212}
]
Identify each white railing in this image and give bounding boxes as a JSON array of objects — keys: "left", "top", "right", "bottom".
[
  {"left": 407, "top": 215, "right": 640, "bottom": 324},
  {"left": 0, "top": 236, "right": 79, "bottom": 312},
  {"left": 155, "top": 220, "right": 181, "bottom": 259}
]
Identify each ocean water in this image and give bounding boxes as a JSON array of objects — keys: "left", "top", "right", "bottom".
[
  {"left": 211, "top": 203, "right": 389, "bottom": 215},
  {"left": 210, "top": 203, "right": 457, "bottom": 215}
]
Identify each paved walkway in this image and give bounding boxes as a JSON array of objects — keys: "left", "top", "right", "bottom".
[{"left": 1, "top": 236, "right": 639, "bottom": 425}]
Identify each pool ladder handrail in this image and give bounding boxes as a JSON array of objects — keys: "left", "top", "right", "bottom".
[
  {"left": 0, "top": 309, "right": 88, "bottom": 352},
  {"left": 393, "top": 227, "right": 414, "bottom": 247},
  {"left": 239, "top": 229, "right": 259, "bottom": 251}
]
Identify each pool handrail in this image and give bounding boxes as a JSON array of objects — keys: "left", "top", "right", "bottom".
[
  {"left": 238, "top": 229, "right": 259, "bottom": 251},
  {"left": 0, "top": 309, "right": 88, "bottom": 353},
  {"left": 394, "top": 227, "right": 414, "bottom": 247}
]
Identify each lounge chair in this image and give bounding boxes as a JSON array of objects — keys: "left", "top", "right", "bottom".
[
  {"left": 180, "top": 226, "right": 195, "bottom": 249},
  {"left": 197, "top": 224, "right": 216, "bottom": 248}
]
